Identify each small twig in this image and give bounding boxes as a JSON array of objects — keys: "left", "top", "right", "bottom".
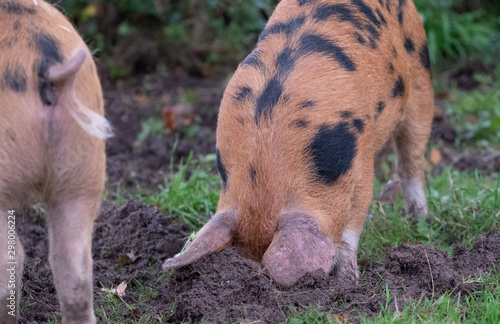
[
  {"left": 101, "top": 306, "right": 109, "bottom": 323},
  {"left": 424, "top": 250, "right": 435, "bottom": 299},
  {"left": 456, "top": 291, "right": 461, "bottom": 308}
]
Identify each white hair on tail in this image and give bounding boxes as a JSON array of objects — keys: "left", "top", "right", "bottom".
[{"left": 71, "top": 100, "right": 113, "bottom": 139}]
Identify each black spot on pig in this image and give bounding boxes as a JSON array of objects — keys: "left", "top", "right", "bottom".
[
  {"left": 255, "top": 77, "right": 283, "bottom": 124},
  {"left": 13, "top": 21, "right": 21, "bottom": 30},
  {"left": 419, "top": 42, "right": 431, "bottom": 72},
  {"left": 308, "top": 123, "right": 357, "bottom": 185},
  {"left": 376, "top": 9, "right": 387, "bottom": 26},
  {"left": 276, "top": 47, "right": 297, "bottom": 77},
  {"left": 0, "top": 2, "right": 36, "bottom": 15},
  {"left": 299, "top": 100, "right": 315, "bottom": 109},
  {"left": 298, "top": 0, "right": 319, "bottom": 6},
  {"left": 339, "top": 111, "right": 353, "bottom": 118},
  {"left": 3, "top": 65, "right": 27, "bottom": 93},
  {"left": 217, "top": 149, "right": 228, "bottom": 190},
  {"left": 250, "top": 166, "right": 257, "bottom": 185},
  {"left": 392, "top": 45, "right": 398, "bottom": 57},
  {"left": 34, "top": 33, "right": 63, "bottom": 106},
  {"left": 404, "top": 37, "right": 415, "bottom": 54},
  {"left": 294, "top": 120, "right": 310, "bottom": 128},
  {"left": 375, "top": 101, "right": 385, "bottom": 118},
  {"left": 241, "top": 49, "right": 265, "bottom": 71},
  {"left": 391, "top": 75, "right": 405, "bottom": 98},
  {"left": 364, "top": 23, "right": 380, "bottom": 48},
  {"left": 298, "top": 33, "right": 357, "bottom": 71},
  {"left": 234, "top": 86, "right": 253, "bottom": 102},
  {"left": 398, "top": 10, "right": 403, "bottom": 25},
  {"left": 314, "top": 3, "right": 362, "bottom": 30},
  {"left": 397, "top": 0, "right": 406, "bottom": 25},
  {"left": 388, "top": 62, "right": 394, "bottom": 74},
  {"left": 355, "top": 32, "right": 366, "bottom": 46},
  {"left": 352, "top": 119, "right": 365, "bottom": 133},
  {"left": 352, "top": 0, "right": 381, "bottom": 29},
  {"left": 259, "top": 15, "right": 306, "bottom": 42}
]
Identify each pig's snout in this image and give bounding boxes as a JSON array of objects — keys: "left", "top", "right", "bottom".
[{"left": 262, "top": 212, "right": 337, "bottom": 287}]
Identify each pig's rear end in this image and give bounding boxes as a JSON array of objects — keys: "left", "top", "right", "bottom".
[{"left": 0, "top": 1, "right": 111, "bottom": 323}]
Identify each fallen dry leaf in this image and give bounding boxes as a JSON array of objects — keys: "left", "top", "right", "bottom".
[
  {"left": 162, "top": 104, "right": 194, "bottom": 132},
  {"left": 116, "top": 281, "right": 127, "bottom": 298},
  {"left": 429, "top": 148, "right": 442, "bottom": 166},
  {"left": 378, "top": 179, "right": 401, "bottom": 203},
  {"left": 101, "top": 281, "right": 127, "bottom": 298},
  {"left": 435, "top": 92, "right": 454, "bottom": 101}
]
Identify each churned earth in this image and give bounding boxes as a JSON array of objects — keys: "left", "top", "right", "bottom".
[
  {"left": 18, "top": 201, "right": 500, "bottom": 323},
  {"left": 15, "top": 70, "right": 500, "bottom": 323}
]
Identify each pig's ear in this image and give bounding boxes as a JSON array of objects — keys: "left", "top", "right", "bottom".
[
  {"left": 162, "top": 211, "right": 236, "bottom": 270},
  {"left": 262, "top": 212, "right": 337, "bottom": 287}
]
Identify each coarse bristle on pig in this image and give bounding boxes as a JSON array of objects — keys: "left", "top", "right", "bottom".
[{"left": 164, "top": 0, "right": 433, "bottom": 287}]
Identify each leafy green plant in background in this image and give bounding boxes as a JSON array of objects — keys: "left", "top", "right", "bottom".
[
  {"left": 443, "top": 71, "right": 500, "bottom": 148},
  {"left": 52, "top": 0, "right": 499, "bottom": 76},
  {"left": 414, "top": 0, "right": 500, "bottom": 67},
  {"left": 52, "top": 0, "right": 277, "bottom": 76}
]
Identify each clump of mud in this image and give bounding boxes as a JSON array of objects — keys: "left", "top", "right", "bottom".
[{"left": 18, "top": 202, "right": 500, "bottom": 323}]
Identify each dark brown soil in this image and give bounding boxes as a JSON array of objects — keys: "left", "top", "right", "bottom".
[
  {"left": 103, "top": 74, "right": 222, "bottom": 193},
  {"left": 18, "top": 202, "right": 500, "bottom": 323}
]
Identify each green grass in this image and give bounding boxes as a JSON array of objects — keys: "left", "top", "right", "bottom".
[
  {"left": 139, "top": 150, "right": 221, "bottom": 229},
  {"left": 96, "top": 279, "right": 177, "bottom": 324},
  {"left": 361, "top": 168, "right": 500, "bottom": 263},
  {"left": 136, "top": 116, "right": 165, "bottom": 144},
  {"left": 361, "top": 269, "right": 500, "bottom": 324},
  {"left": 284, "top": 270, "right": 500, "bottom": 324}
]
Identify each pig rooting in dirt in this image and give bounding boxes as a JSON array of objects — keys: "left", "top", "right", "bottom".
[
  {"left": 163, "top": 0, "right": 434, "bottom": 287},
  {"left": 0, "top": 1, "right": 111, "bottom": 323}
]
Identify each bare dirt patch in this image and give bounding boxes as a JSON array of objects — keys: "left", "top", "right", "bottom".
[{"left": 18, "top": 202, "right": 500, "bottom": 323}]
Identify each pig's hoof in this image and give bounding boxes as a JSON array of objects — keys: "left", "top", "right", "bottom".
[
  {"left": 404, "top": 201, "right": 428, "bottom": 218},
  {"left": 400, "top": 178, "right": 428, "bottom": 218},
  {"left": 333, "top": 259, "right": 359, "bottom": 285},
  {"left": 333, "top": 241, "right": 359, "bottom": 285},
  {"left": 262, "top": 212, "right": 337, "bottom": 287},
  {"left": 379, "top": 179, "right": 401, "bottom": 203}
]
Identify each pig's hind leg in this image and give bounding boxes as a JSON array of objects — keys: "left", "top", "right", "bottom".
[
  {"left": 46, "top": 193, "right": 101, "bottom": 324},
  {"left": 394, "top": 73, "right": 433, "bottom": 218}
]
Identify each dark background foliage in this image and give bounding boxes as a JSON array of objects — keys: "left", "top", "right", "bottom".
[{"left": 49, "top": 0, "right": 500, "bottom": 78}]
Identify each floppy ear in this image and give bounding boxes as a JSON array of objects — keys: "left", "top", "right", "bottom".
[
  {"left": 262, "top": 212, "right": 337, "bottom": 287},
  {"left": 162, "top": 211, "right": 236, "bottom": 270}
]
